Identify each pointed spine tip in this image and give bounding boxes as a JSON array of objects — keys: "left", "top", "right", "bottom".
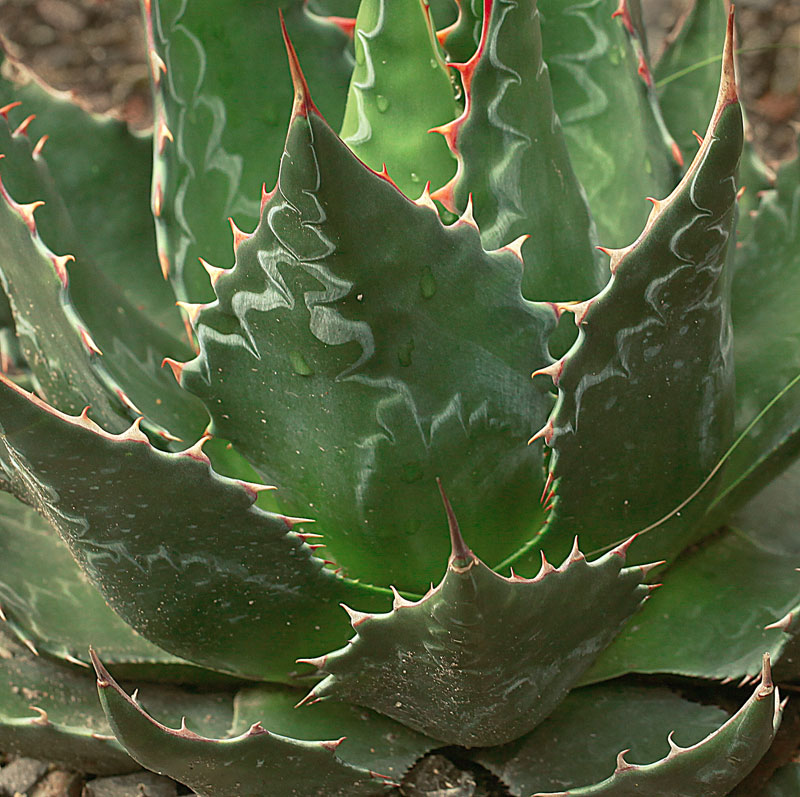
[
  {"left": 157, "top": 117, "right": 174, "bottom": 154},
  {"left": 414, "top": 182, "right": 438, "bottom": 213},
  {"left": 566, "top": 536, "right": 585, "bottom": 566},
  {"left": 501, "top": 234, "right": 528, "bottom": 262},
  {"left": 52, "top": 253, "right": 74, "bottom": 288},
  {"left": 436, "top": 477, "right": 472, "bottom": 565},
  {"left": 161, "top": 357, "right": 185, "bottom": 384},
  {"left": 536, "top": 549, "right": 557, "bottom": 579},
  {"left": 229, "top": 217, "right": 251, "bottom": 251},
  {"left": 159, "top": 251, "right": 170, "bottom": 280},
  {"left": 149, "top": 48, "right": 167, "bottom": 84},
  {"left": 321, "top": 737, "right": 346, "bottom": 752},
  {"left": 327, "top": 14, "right": 356, "bottom": 37},
  {"left": 615, "top": 749, "right": 635, "bottom": 773},
  {"left": 610, "top": 533, "right": 639, "bottom": 559},
  {"left": 182, "top": 434, "right": 211, "bottom": 463},
  {"left": 12, "top": 113, "right": 35, "bottom": 138},
  {"left": 176, "top": 300, "right": 209, "bottom": 324},
  {"left": 341, "top": 603, "right": 372, "bottom": 628},
  {"left": 528, "top": 418, "right": 554, "bottom": 446},
  {"left": 16, "top": 200, "right": 44, "bottom": 233},
  {"left": 199, "top": 257, "right": 228, "bottom": 286},
  {"left": 429, "top": 178, "right": 458, "bottom": 213},
  {"left": 280, "top": 514, "right": 315, "bottom": 530},
  {"left": 78, "top": 326, "right": 103, "bottom": 356},
  {"left": 280, "top": 11, "right": 320, "bottom": 118},
  {"left": 671, "top": 140, "right": 685, "bottom": 167},
  {"left": 611, "top": 0, "right": 634, "bottom": 34},
  {"left": 532, "top": 359, "right": 564, "bottom": 387},
  {"left": 765, "top": 611, "right": 793, "bottom": 633},
  {"left": 758, "top": 652, "right": 774, "bottom": 698},
  {"left": 28, "top": 705, "right": 49, "bottom": 726},
  {"left": 0, "top": 101, "right": 22, "bottom": 119},
  {"left": 32, "top": 134, "right": 48, "bottom": 158}
]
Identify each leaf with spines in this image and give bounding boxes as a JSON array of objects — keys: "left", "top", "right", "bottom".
[
  {"left": 296, "top": 484, "right": 653, "bottom": 747},
  {"left": 437, "top": 0, "right": 482, "bottom": 63},
  {"left": 532, "top": 655, "right": 782, "bottom": 796},
  {"left": 432, "top": 0, "right": 603, "bottom": 302},
  {"left": 339, "top": 0, "right": 457, "bottom": 197},
  {"left": 146, "top": 0, "right": 354, "bottom": 302},
  {"left": 537, "top": 0, "right": 679, "bottom": 246},
  {"left": 91, "top": 653, "right": 391, "bottom": 797},
  {"left": 504, "top": 12, "right": 742, "bottom": 570},
  {"left": 0, "top": 374, "right": 389, "bottom": 680},
  {"left": 178, "top": 27, "right": 556, "bottom": 592}
]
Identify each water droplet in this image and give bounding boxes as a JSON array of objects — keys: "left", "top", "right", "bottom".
[
  {"left": 376, "top": 94, "right": 390, "bottom": 113},
  {"left": 608, "top": 47, "right": 622, "bottom": 66},
  {"left": 410, "top": 172, "right": 421, "bottom": 183},
  {"left": 644, "top": 157, "right": 653, "bottom": 175},
  {"left": 419, "top": 267, "right": 437, "bottom": 299},
  {"left": 397, "top": 338, "right": 415, "bottom": 367},
  {"left": 290, "top": 351, "right": 314, "bottom": 376},
  {"left": 430, "top": 58, "right": 438, "bottom": 69}
]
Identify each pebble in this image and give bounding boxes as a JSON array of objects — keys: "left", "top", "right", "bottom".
[
  {"left": 402, "top": 755, "right": 477, "bottom": 797},
  {"left": 31, "top": 770, "right": 83, "bottom": 797},
  {"left": 82, "top": 772, "right": 177, "bottom": 797},
  {"left": 0, "top": 757, "right": 48, "bottom": 797}
]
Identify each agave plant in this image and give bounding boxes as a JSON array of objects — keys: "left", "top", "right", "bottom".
[{"left": 0, "top": 0, "right": 798, "bottom": 793}]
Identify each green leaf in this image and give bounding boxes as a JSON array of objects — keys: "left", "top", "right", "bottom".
[
  {"left": 92, "top": 654, "right": 389, "bottom": 797},
  {"left": 758, "top": 763, "right": 800, "bottom": 797},
  {"left": 0, "top": 375, "right": 389, "bottom": 681},
  {"left": 0, "top": 627, "right": 233, "bottom": 776},
  {"left": 339, "top": 0, "right": 457, "bottom": 197},
  {"left": 0, "top": 490, "right": 217, "bottom": 677},
  {"left": 432, "top": 0, "right": 604, "bottom": 302},
  {"left": 298, "top": 490, "right": 651, "bottom": 746},
  {"left": 583, "top": 460, "right": 800, "bottom": 684},
  {"left": 473, "top": 681, "right": 730, "bottom": 796},
  {"left": 0, "top": 91, "right": 208, "bottom": 442},
  {"left": 537, "top": 0, "right": 680, "bottom": 247},
  {"left": 504, "top": 21, "right": 743, "bottom": 570},
  {"left": 147, "top": 0, "right": 354, "bottom": 302},
  {"left": 180, "top": 35, "right": 556, "bottom": 592},
  {"left": 437, "top": 0, "right": 482, "bottom": 63},
  {"left": 653, "top": 0, "right": 729, "bottom": 159},
  {"left": 707, "top": 134, "right": 800, "bottom": 520},
  {"left": 0, "top": 61, "right": 182, "bottom": 339},
  {"left": 231, "top": 686, "right": 437, "bottom": 779},
  {"left": 532, "top": 657, "right": 782, "bottom": 796}
]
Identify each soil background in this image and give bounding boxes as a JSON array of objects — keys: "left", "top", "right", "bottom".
[{"left": 0, "top": 1, "right": 797, "bottom": 796}]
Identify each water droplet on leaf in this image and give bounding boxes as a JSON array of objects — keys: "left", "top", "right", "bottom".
[
  {"left": 290, "top": 351, "right": 314, "bottom": 376},
  {"left": 376, "top": 95, "right": 390, "bottom": 113},
  {"left": 419, "top": 267, "right": 436, "bottom": 298}
]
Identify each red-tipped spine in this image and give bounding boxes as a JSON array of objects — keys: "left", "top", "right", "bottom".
[{"left": 280, "top": 11, "right": 321, "bottom": 119}]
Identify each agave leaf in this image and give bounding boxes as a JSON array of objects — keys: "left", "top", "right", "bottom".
[
  {"left": 537, "top": 0, "right": 679, "bottom": 246},
  {"left": 653, "top": 0, "right": 729, "bottom": 159},
  {"left": 532, "top": 656, "right": 782, "bottom": 796},
  {"left": 583, "top": 459, "right": 800, "bottom": 683},
  {"left": 92, "top": 654, "right": 390, "bottom": 797},
  {"left": 473, "top": 681, "right": 730, "bottom": 796},
  {"left": 706, "top": 134, "right": 800, "bottom": 520},
  {"left": 339, "top": 0, "right": 457, "bottom": 197},
  {"left": 503, "top": 15, "right": 742, "bottom": 570},
  {"left": 758, "top": 764, "right": 800, "bottom": 796},
  {"left": 147, "top": 0, "right": 354, "bottom": 302},
  {"left": 0, "top": 61, "right": 182, "bottom": 339},
  {"left": 437, "top": 0, "right": 482, "bottom": 63},
  {"left": 231, "top": 686, "right": 437, "bottom": 779},
  {"left": 298, "top": 488, "right": 651, "bottom": 746},
  {"left": 0, "top": 627, "right": 234, "bottom": 775},
  {"left": 179, "top": 30, "right": 556, "bottom": 592},
  {"left": 0, "top": 375, "right": 389, "bottom": 680},
  {"left": 432, "top": 0, "right": 603, "bottom": 302},
  {"left": 0, "top": 93, "right": 208, "bottom": 441},
  {"left": 0, "top": 491, "right": 218, "bottom": 678}
]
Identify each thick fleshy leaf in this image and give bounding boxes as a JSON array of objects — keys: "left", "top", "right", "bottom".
[
  {"left": 298, "top": 493, "right": 651, "bottom": 746},
  {"left": 93, "top": 654, "right": 389, "bottom": 797},
  {"left": 584, "top": 459, "right": 800, "bottom": 684},
  {"left": 339, "top": 0, "right": 457, "bottom": 197},
  {"left": 146, "top": 0, "right": 354, "bottom": 302},
  {"left": 473, "top": 681, "right": 730, "bottom": 796},
  {"left": 504, "top": 16, "right": 742, "bottom": 570},
  {"left": 179, "top": 35, "right": 556, "bottom": 592},
  {"left": 532, "top": 656, "right": 782, "bottom": 796},
  {"left": 0, "top": 61, "right": 182, "bottom": 338},
  {"left": 432, "top": 0, "right": 603, "bottom": 302},
  {"left": 0, "top": 91, "right": 208, "bottom": 441},
  {"left": 0, "top": 375, "right": 389, "bottom": 680},
  {"left": 706, "top": 134, "right": 800, "bottom": 520},
  {"left": 437, "top": 0, "right": 482, "bottom": 63},
  {"left": 0, "top": 490, "right": 215, "bottom": 677},
  {"left": 0, "top": 628, "right": 233, "bottom": 775},
  {"left": 537, "top": 0, "right": 679, "bottom": 246},
  {"left": 231, "top": 686, "right": 437, "bottom": 779}
]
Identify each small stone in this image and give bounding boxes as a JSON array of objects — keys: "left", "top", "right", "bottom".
[
  {"left": 31, "top": 770, "right": 83, "bottom": 797},
  {"left": 401, "top": 754, "right": 477, "bottom": 797},
  {"left": 0, "top": 757, "right": 48, "bottom": 797},
  {"left": 82, "top": 772, "right": 177, "bottom": 797},
  {"left": 35, "top": 0, "right": 88, "bottom": 32}
]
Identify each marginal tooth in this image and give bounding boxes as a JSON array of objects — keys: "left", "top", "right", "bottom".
[
  {"left": 78, "top": 326, "right": 103, "bottom": 356},
  {"left": 320, "top": 738, "right": 345, "bottom": 752},
  {"left": 176, "top": 300, "right": 209, "bottom": 324},
  {"left": 159, "top": 251, "right": 170, "bottom": 280},
  {"left": 414, "top": 181, "right": 438, "bottom": 212},
  {"left": 229, "top": 217, "right": 251, "bottom": 251},
  {"left": 341, "top": 603, "right": 372, "bottom": 628},
  {"left": 157, "top": 117, "right": 174, "bottom": 153},
  {"left": 16, "top": 200, "right": 45, "bottom": 233},
  {"left": 437, "top": 477, "right": 473, "bottom": 566},
  {"left": 238, "top": 480, "right": 277, "bottom": 500},
  {"left": 536, "top": 550, "right": 557, "bottom": 579},
  {"left": 158, "top": 429, "right": 183, "bottom": 442},
  {"left": 531, "top": 359, "right": 564, "bottom": 386},
  {"left": 294, "top": 690, "right": 321, "bottom": 709},
  {"left": 296, "top": 654, "right": 328, "bottom": 670},
  {"left": 670, "top": 140, "right": 684, "bottom": 167},
  {"left": 51, "top": 254, "right": 74, "bottom": 288},
  {"left": 609, "top": 533, "right": 639, "bottom": 559},
  {"left": 501, "top": 234, "right": 528, "bottom": 262},
  {"left": 28, "top": 706, "right": 49, "bottom": 726},
  {"left": 118, "top": 417, "right": 149, "bottom": 444},
  {"left": 638, "top": 560, "right": 666, "bottom": 578},
  {"left": 248, "top": 721, "right": 268, "bottom": 736},
  {"left": 666, "top": 730, "right": 684, "bottom": 755},
  {"left": 391, "top": 585, "right": 415, "bottom": 609},
  {"left": 32, "top": 134, "right": 48, "bottom": 158},
  {"left": 149, "top": 48, "right": 167, "bottom": 84},
  {"left": 182, "top": 434, "right": 212, "bottom": 463},
  {"left": 692, "top": 130, "right": 704, "bottom": 146},
  {"left": 528, "top": 418, "right": 554, "bottom": 446},
  {"left": 636, "top": 52, "right": 652, "bottom": 86},
  {"left": 199, "top": 257, "right": 229, "bottom": 286},
  {"left": 765, "top": 611, "right": 793, "bottom": 632},
  {"left": 757, "top": 652, "right": 774, "bottom": 699},
  {"left": 63, "top": 653, "right": 89, "bottom": 668},
  {"left": 0, "top": 605, "right": 8, "bottom": 622},
  {"left": 540, "top": 472, "right": 554, "bottom": 505},
  {"left": 615, "top": 749, "right": 634, "bottom": 773},
  {"left": 0, "top": 101, "right": 22, "bottom": 119},
  {"left": 22, "top": 637, "right": 39, "bottom": 656},
  {"left": 161, "top": 357, "right": 185, "bottom": 383},
  {"left": 153, "top": 181, "right": 163, "bottom": 217},
  {"left": 12, "top": 113, "right": 36, "bottom": 138},
  {"left": 566, "top": 536, "right": 585, "bottom": 565},
  {"left": 261, "top": 182, "right": 277, "bottom": 213},
  {"left": 736, "top": 185, "right": 746, "bottom": 201},
  {"left": 645, "top": 196, "right": 663, "bottom": 213},
  {"left": 429, "top": 178, "right": 458, "bottom": 213},
  {"left": 114, "top": 388, "right": 144, "bottom": 416},
  {"left": 456, "top": 194, "right": 478, "bottom": 229}
]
